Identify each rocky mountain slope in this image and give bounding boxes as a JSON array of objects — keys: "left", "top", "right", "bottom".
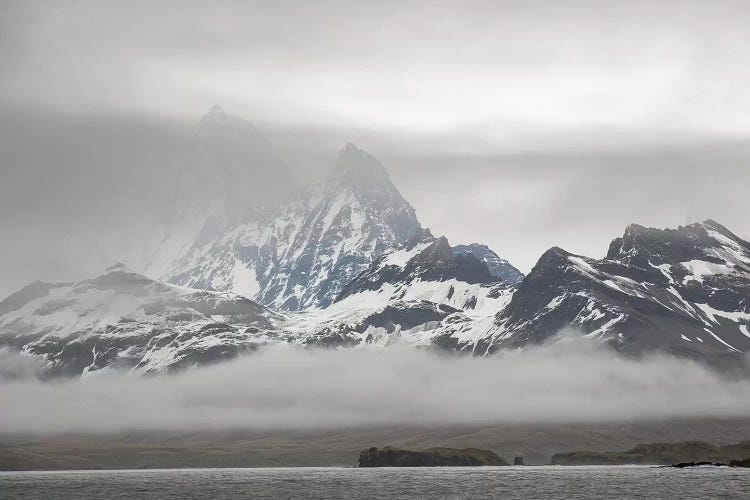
[
  {"left": 284, "top": 229, "right": 514, "bottom": 349},
  {"left": 452, "top": 244, "right": 523, "bottom": 284},
  {"left": 143, "top": 108, "right": 517, "bottom": 316},
  {"left": 0, "top": 229, "right": 515, "bottom": 376},
  {"left": 290, "top": 219, "right": 750, "bottom": 367},
  {"left": 157, "top": 141, "right": 422, "bottom": 311},
  {"left": 476, "top": 220, "right": 750, "bottom": 364},
  {"left": 0, "top": 264, "right": 280, "bottom": 376}
]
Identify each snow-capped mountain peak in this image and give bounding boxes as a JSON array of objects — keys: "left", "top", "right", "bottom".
[
  {"left": 479, "top": 220, "right": 750, "bottom": 365},
  {"left": 328, "top": 143, "right": 391, "bottom": 190},
  {"left": 140, "top": 112, "right": 516, "bottom": 315},
  {"left": 154, "top": 140, "right": 423, "bottom": 311}
]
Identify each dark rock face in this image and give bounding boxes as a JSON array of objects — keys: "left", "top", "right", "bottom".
[
  {"left": 729, "top": 457, "right": 750, "bottom": 467},
  {"left": 297, "top": 300, "right": 466, "bottom": 349},
  {"left": 513, "top": 456, "right": 525, "bottom": 466},
  {"left": 552, "top": 440, "right": 750, "bottom": 466},
  {"left": 481, "top": 220, "right": 750, "bottom": 367},
  {"left": 336, "top": 232, "right": 499, "bottom": 302},
  {"left": 291, "top": 230, "right": 509, "bottom": 350},
  {"left": 358, "top": 447, "right": 509, "bottom": 467},
  {"left": 452, "top": 244, "right": 524, "bottom": 284},
  {"left": 357, "top": 302, "right": 461, "bottom": 334}
]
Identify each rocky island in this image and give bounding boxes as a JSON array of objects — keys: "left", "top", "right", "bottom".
[{"left": 358, "top": 447, "right": 509, "bottom": 467}]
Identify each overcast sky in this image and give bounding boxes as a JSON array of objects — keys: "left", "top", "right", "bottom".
[{"left": 2, "top": 0, "right": 750, "bottom": 297}]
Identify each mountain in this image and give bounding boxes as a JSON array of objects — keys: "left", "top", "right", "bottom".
[
  {"left": 452, "top": 244, "right": 524, "bottom": 284},
  {"left": 192, "top": 104, "right": 284, "bottom": 217},
  {"left": 157, "top": 142, "right": 422, "bottom": 310},
  {"left": 0, "top": 264, "right": 279, "bottom": 377},
  {"left": 475, "top": 220, "right": 750, "bottom": 365},
  {"left": 5, "top": 106, "right": 747, "bottom": 375},
  {"left": 285, "top": 230, "right": 514, "bottom": 349},
  {"left": 0, "top": 229, "right": 508, "bottom": 377},
  {"left": 336, "top": 229, "right": 497, "bottom": 300},
  {"left": 143, "top": 105, "right": 294, "bottom": 280},
  {"left": 144, "top": 108, "right": 519, "bottom": 315},
  {"left": 0, "top": 109, "right": 526, "bottom": 377},
  {"left": 3, "top": 220, "right": 750, "bottom": 378}
]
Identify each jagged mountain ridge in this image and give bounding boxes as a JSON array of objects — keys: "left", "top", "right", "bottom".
[
  {"left": 286, "top": 229, "right": 513, "bottom": 349},
  {"left": 3, "top": 220, "right": 750, "bottom": 377},
  {"left": 475, "top": 220, "right": 750, "bottom": 364},
  {"left": 4, "top": 108, "right": 749, "bottom": 375},
  {"left": 335, "top": 229, "right": 497, "bottom": 302},
  {"left": 146, "top": 108, "right": 519, "bottom": 313},
  {"left": 452, "top": 244, "right": 524, "bottom": 284},
  {"left": 158, "top": 141, "right": 423, "bottom": 310},
  {"left": 147, "top": 108, "right": 521, "bottom": 312}
]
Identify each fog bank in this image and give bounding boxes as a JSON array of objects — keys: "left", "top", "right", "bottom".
[{"left": 2, "top": 339, "right": 750, "bottom": 434}]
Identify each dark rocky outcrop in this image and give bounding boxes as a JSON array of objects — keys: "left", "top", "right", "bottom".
[
  {"left": 452, "top": 243, "right": 524, "bottom": 284},
  {"left": 552, "top": 440, "right": 750, "bottom": 466},
  {"left": 551, "top": 451, "right": 645, "bottom": 466},
  {"left": 336, "top": 234, "right": 499, "bottom": 302},
  {"left": 730, "top": 457, "right": 750, "bottom": 467},
  {"left": 358, "top": 446, "right": 509, "bottom": 467},
  {"left": 669, "top": 461, "right": 726, "bottom": 468},
  {"left": 513, "top": 456, "right": 525, "bottom": 465}
]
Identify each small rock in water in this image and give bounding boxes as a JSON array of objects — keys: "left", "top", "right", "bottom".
[
  {"left": 514, "top": 456, "right": 525, "bottom": 466},
  {"left": 670, "top": 462, "right": 726, "bottom": 468}
]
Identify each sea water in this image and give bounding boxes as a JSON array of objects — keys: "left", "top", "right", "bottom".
[{"left": 2, "top": 465, "right": 749, "bottom": 499}]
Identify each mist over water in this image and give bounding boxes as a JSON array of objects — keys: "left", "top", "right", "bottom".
[{"left": 2, "top": 335, "right": 750, "bottom": 434}]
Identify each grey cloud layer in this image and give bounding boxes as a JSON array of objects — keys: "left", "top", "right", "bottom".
[
  {"left": 2, "top": 106, "right": 750, "bottom": 297},
  {"left": 2, "top": 338, "right": 750, "bottom": 433},
  {"left": 2, "top": 0, "right": 750, "bottom": 296},
  {"left": 3, "top": 0, "right": 750, "bottom": 134}
]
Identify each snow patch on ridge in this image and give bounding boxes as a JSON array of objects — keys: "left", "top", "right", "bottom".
[
  {"left": 681, "top": 260, "right": 734, "bottom": 284},
  {"left": 380, "top": 242, "right": 431, "bottom": 269},
  {"left": 231, "top": 259, "right": 260, "bottom": 299}
]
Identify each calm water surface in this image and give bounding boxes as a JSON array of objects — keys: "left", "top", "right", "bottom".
[{"left": 2, "top": 466, "right": 749, "bottom": 499}]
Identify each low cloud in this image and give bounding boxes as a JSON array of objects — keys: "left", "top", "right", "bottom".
[{"left": 2, "top": 337, "right": 750, "bottom": 434}]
